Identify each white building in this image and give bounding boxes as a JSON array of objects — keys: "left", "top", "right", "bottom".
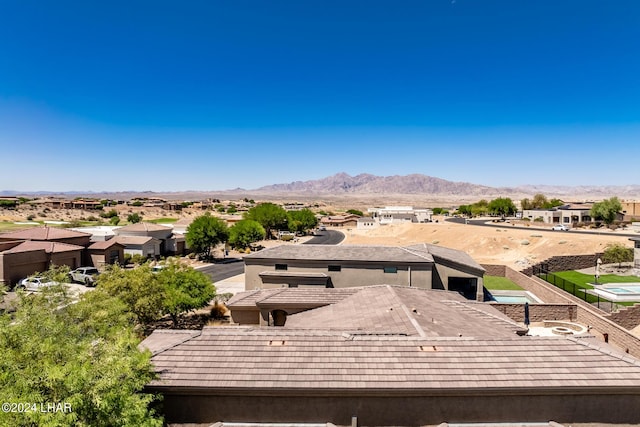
[{"left": 367, "top": 206, "right": 433, "bottom": 225}]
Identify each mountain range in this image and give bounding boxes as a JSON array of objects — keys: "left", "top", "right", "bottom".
[{"left": 2, "top": 173, "right": 639, "bottom": 200}]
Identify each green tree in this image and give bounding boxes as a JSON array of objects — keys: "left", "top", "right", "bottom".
[
  {"left": 591, "top": 197, "right": 622, "bottom": 226},
  {"left": 244, "top": 203, "right": 288, "bottom": 239},
  {"left": 110, "top": 215, "right": 121, "bottom": 225},
  {"left": 602, "top": 243, "right": 634, "bottom": 268},
  {"left": 98, "top": 264, "right": 165, "bottom": 325},
  {"left": 346, "top": 209, "right": 363, "bottom": 216},
  {"left": 432, "top": 207, "right": 444, "bottom": 215},
  {"left": 521, "top": 198, "right": 532, "bottom": 210},
  {"left": 0, "top": 286, "right": 163, "bottom": 427},
  {"left": 127, "top": 213, "right": 142, "bottom": 223},
  {"left": 531, "top": 193, "right": 548, "bottom": 209},
  {"left": 457, "top": 205, "right": 472, "bottom": 216},
  {"left": 488, "top": 197, "right": 517, "bottom": 217},
  {"left": 155, "top": 260, "right": 216, "bottom": 327},
  {"left": 287, "top": 208, "right": 318, "bottom": 233},
  {"left": 229, "top": 219, "right": 266, "bottom": 249},
  {"left": 185, "top": 213, "right": 229, "bottom": 260}
]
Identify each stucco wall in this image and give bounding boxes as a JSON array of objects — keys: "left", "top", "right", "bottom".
[
  {"left": 244, "top": 260, "right": 433, "bottom": 291},
  {"left": 0, "top": 250, "right": 49, "bottom": 285},
  {"left": 158, "top": 391, "right": 640, "bottom": 425},
  {"left": 607, "top": 304, "right": 640, "bottom": 331}
]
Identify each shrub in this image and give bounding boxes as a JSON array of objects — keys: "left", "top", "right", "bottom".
[
  {"left": 26, "top": 214, "right": 35, "bottom": 221},
  {"left": 280, "top": 234, "right": 294, "bottom": 241},
  {"left": 521, "top": 240, "right": 530, "bottom": 245},
  {"left": 534, "top": 217, "right": 544, "bottom": 222}
]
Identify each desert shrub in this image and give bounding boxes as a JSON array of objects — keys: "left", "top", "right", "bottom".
[
  {"left": 521, "top": 240, "right": 530, "bottom": 245},
  {"left": 280, "top": 234, "right": 294, "bottom": 241},
  {"left": 534, "top": 217, "right": 544, "bottom": 222},
  {"left": 521, "top": 217, "right": 530, "bottom": 221},
  {"left": 26, "top": 214, "right": 35, "bottom": 221}
]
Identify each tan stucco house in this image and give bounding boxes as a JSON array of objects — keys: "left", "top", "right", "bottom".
[{"left": 243, "top": 243, "right": 485, "bottom": 301}]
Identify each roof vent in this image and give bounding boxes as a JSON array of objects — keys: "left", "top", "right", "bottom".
[
  {"left": 419, "top": 345, "right": 438, "bottom": 352},
  {"left": 268, "top": 340, "right": 286, "bottom": 346}
]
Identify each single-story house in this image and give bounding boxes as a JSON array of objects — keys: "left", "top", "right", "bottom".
[
  {"left": 0, "top": 240, "right": 84, "bottom": 285},
  {"left": 243, "top": 243, "right": 485, "bottom": 301},
  {"left": 368, "top": 206, "right": 433, "bottom": 224},
  {"left": 114, "top": 236, "right": 161, "bottom": 258},
  {"left": 356, "top": 217, "right": 377, "bottom": 230},
  {"left": 114, "top": 222, "right": 183, "bottom": 255},
  {"left": 143, "top": 285, "right": 640, "bottom": 425}
]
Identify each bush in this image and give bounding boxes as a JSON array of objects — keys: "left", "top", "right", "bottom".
[
  {"left": 280, "top": 234, "right": 294, "bottom": 241},
  {"left": 534, "top": 217, "right": 544, "bottom": 222},
  {"left": 26, "top": 214, "right": 35, "bottom": 221}
]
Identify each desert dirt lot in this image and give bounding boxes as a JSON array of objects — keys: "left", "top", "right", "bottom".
[{"left": 342, "top": 219, "right": 635, "bottom": 269}]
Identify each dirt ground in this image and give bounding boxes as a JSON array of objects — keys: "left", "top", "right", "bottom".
[{"left": 341, "top": 218, "right": 636, "bottom": 269}]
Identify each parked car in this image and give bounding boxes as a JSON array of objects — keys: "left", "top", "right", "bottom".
[
  {"left": 17, "top": 276, "right": 58, "bottom": 292},
  {"left": 69, "top": 267, "right": 100, "bottom": 286},
  {"left": 552, "top": 224, "right": 570, "bottom": 231}
]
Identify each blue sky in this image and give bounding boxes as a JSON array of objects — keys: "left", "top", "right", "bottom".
[{"left": 1, "top": 1, "right": 639, "bottom": 192}]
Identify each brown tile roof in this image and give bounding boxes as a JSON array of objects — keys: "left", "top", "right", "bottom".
[
  {"left": 0, "top": 226, "right": 90, "bottom": 241},
  {"left": 283, "top": 286, "right": 523, "bottom": 337},
  {"left": 88, "top": 239, "right": 125, "bottom": 250},
  {"left": 114, "top": 235, "right": 159, "bottom": 245},
  {"left": 244, "top": 244, "right": 435, "bottom": 263},
  {"left": 145, "top": 327, "right": 640, "bottom": 392},
  {"left": 226, "top": 288, "right": 358, "bottom": 310},
  {"left": 0, "top": 240, "right": 85, "bottom": 254}
]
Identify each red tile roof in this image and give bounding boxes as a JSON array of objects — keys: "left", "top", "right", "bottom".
[{"left": 88, "top": 239, "right": 125, "bottom": 250}]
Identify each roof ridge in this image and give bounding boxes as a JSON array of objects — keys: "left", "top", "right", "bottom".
[
  {"left": 146, "top": 330, "right": 202, "bottom": 356},
  {"left": 567, "top": 336, "right": 640, "bottom": 367},
  {"left": 443, "top": 300, "right": 525, "bottom": 332},
  {"left": 398, "top": 245, "right": 432, "bottom": 261},
  {"left": 386, "top": 285, "right": 427, "bottom": 337}
]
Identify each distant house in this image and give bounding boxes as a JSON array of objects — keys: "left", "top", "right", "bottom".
[
  {"left": 113, "top": 236, "right": 161, "bottom": 258},
  {"left": 114, "top": 222, "right": 184, "bottom": 255},
  {"left": 0, "top": 226, "right": 91, "bottom": 247},
  {"left": 143, "top": 285, "right": 640, "bottom": 426},
  {"left": 243, "top": 243, "right": 485, "bottom": 301},
  {"left": 320, "top": 214, "right": 360, "bottom": 227},
  {"left": 367, "top": 206, "right": 433, "bottom": 224},
  {"left": 356, "top": 217, "right": 377, "bottom": 229}
]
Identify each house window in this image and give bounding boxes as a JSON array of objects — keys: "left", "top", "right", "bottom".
[
  {"left": 328, "top": 265, "right": 341, "bottom": 272},
  {"left": 384, "top": 267, "right": 398, "bottom": 273},
  {"left": 275, "top": 264, "right": 288, "bottom": 271}
]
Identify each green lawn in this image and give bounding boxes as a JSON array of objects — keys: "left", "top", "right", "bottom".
[
  {"left": 554, "top": 271, "right": 640, "bottom": 287},
  {"left": 0, "top": 221, "right": 42, "bottom": 233},
  {"left": 483, "top": 275, "right": 523, "bottom": 290}
]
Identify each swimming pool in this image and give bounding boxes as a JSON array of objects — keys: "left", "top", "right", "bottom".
[
  {"left": 487, "top": 290, "right": 542, "bottom": 304},
  {"left": 590, "top": 283, "right": 640, "bottom": 302}
]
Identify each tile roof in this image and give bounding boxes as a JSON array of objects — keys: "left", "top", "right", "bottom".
[
  {"left": 0, "top": 240, "right": 85, "bottom": 254},
  {"left": 283, "top": 286, "right": 523, "bottom": 337},
  {"left": 244, "top": 244, "right": 435, "bottom": 263},
  {"left": 115, "top": 222, "right": 172, "bottom": 232},
  {"left": 88, "top": 239, "right": 125, "bottom": 250},
  {"left": 405, "top": 243, "right": 485, "bottom": 273},
  {"left": 226, "top": 288, "right": 358, "bottom": 309},
  {"left": 145, "top": 327, "right": 640, "bottom": 392},
  {"left": 114, "top": 235, "right": 159, "bottom": 245},
  {"left": 0, "top": 226, "right": 90, "bottom": 241}
]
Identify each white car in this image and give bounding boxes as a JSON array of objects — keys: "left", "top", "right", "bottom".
[
  {"left": 552, "top": 224, "right": 570, "bottom": 231},
  {"left": 18, "top": 277, "right": 58, "bottom": 292},
  {"left": 69, "top": 267, "right": 100, "bottom": 286}
]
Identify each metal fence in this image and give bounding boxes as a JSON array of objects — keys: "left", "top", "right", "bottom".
[{"left": 532, "top": 263, "right": 616, "bottom": 311}]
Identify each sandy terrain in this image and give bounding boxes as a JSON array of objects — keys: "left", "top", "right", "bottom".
[{"left": 342, "top": 218, "right": 636, "bottom": 269}]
